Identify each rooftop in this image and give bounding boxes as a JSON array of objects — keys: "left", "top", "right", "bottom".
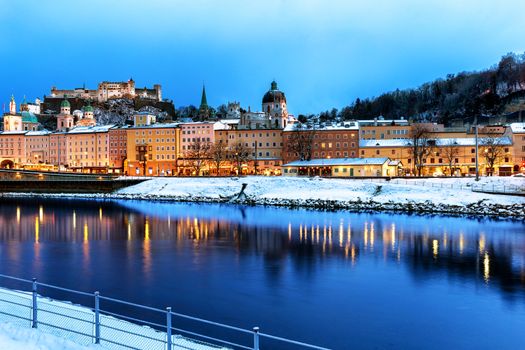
[
  {"left": 510, "top": 123, "right": 525, "bottom": 133},
  {"left": 359, "top": 137, "right": 513, "bottom": 147}
]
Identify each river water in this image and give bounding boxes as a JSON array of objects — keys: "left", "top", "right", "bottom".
[{"left": 0, "top": 197, "right": 524, "bottom": 349}]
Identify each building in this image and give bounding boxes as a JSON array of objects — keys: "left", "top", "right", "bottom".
[
  {"left": 65, "top": 125, "right": 114, "bottom": 173},
  {"left": 283, "top": 122, "right": 359, "bottom": 164},
  {"left": 358, "top": 117, "right": 411, "bottom": 140},
  {"left": 56, "top": 98, "right": 74, "bottom": 131},
  {"left": 0, "top": 131, "right": 26, "bottom": 168},
  {"left": 133, "top": 112, "right": 156, "bottom": 127},
  {"left": 282, "top": 157, "right": 401, "bottom": 177},
  {"left": 108, "top": 126, "right": 129, "bottom": 173},
  {"left": 126, "top": 123, "right": 181, "bottom": 176},
  {"left": 25, "top": 130, "right": 52, "bottom": 167},
  {"left": 50, "top": 78, "right": 162, "bottom": 102},
  {"left": 3, "top": 95, "right": 40, "bottom": 132},
  {"left": 359, "top": 137, "right": 514, "bottom": 176},
  {"left": 198, "top": 85, "right": 210, "bottom": 119},
  {"left": 508, "top": 123, "right": 525, "bottom": 173}
]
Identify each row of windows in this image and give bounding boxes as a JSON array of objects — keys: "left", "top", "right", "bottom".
[
  {"left": 315, "top": 142, "right": 356, "bottom": 149},
  {"left": 134, "top": 130, "right": 176, "bottom": 136}
]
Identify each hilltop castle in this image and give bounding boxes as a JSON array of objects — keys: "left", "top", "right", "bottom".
[{"left": 50, "top": 78, "right": 162, "bottom": 102}]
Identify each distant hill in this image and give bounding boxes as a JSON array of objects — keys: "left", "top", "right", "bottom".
[
  {"left": 40, "top": 97, "right": 176, "bottom": 130},
  {"left": 320, "top": 52, "right": 525, "bottom": 126}
]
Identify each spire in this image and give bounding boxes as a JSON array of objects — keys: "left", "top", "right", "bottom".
[
  {"left": 200, "top": 84, "right": 208, "bottom": 108},
  {"left": 271, "top": 80, "right": 278, "bottom": 90}
]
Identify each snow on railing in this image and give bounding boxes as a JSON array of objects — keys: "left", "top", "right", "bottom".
[{"left": 0, "top": 274, "right": 330, "bottom": 350}]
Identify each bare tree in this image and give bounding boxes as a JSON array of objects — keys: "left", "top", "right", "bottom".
[
  {"left": 407, "top": 124, "right": 434, "bottom": 176},
  {"left": 441, "top": 139, "right": 460, "bottom": 176},
  {"left": 183, "top": 138, "right": 211, "bottom": 176},
  {"left": 284, "top": 124, "right": 316, "bottom": 162},
  {"left": 229, "top": 141, "right": 252, "bottom": 175},
  {"left": 209, "top": 140, "right": 228, "bottom": 176},
  {"left": 480, "top": 134, "right": 506, "bottom": 176}
]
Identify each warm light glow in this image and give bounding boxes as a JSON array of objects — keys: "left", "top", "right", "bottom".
[
  {"left": 364, "top": 222, "right": 368, "bottom": 247},
  {"left": 34, "top": 216, "right": 39, "bottom": 243},
  {"left": 73, "top": 210, "right": 76, "bottom": 229},
  {"left": 479, "top": 234, "right": 486, "bottom": 253},
  {"left": 83, "top": 222, "right": 89, "bottom": 243},
  {"left": 16, "top": 207, "right": 20, "bottom": 223},
  {"left": 145, "top": 218, "right": 150, "bottom": 241},
  {"left": 433, "top": 239, "right": 439, "bottom": 257},
  {"left": 483, "top": 252, "right": 490, "bottom": 282},
  {"left": 391, "top": 223, "right": 396, "bottom": 249},
  {"left": 99, "top": 207, "right": 103, "bottom": 221},
  {"left": 459, "top": 233, "right": 465, "bottom": 254},
  {"left": 370, "top": 222, "right": 375, "bottom": 249},
  {"left": 339, "top": 221, "right": 344, "bottom": 247},
  {"left": 288, "top": 222, "right": 292, "bottom": 241},
  {"left": 128, "top": 222, "right": 131, "bottom": 240},
  {"left": 39, "top": 205, "right": 44, "bottom": 223}
]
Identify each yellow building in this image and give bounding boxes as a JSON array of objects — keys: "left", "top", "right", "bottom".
[
  {"left": 65, "top": 125, "right": 114, "bottom": 172},
  {"left": 359, "top": 137, "right": 514, "bottom": 176},
  {"left": 126, "top": 123, "right": 181, "bottom": 176},
  {"left": 508, "top": 123, "right": 525, "bottom": 173},
  {"left": 214, "top": 127, "right": 283, "bottom": 175}
]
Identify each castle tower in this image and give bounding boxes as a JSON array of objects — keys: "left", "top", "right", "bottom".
[
  {"left": 262, "top": 80, "right": 288, "bottom": 128},
  {"left": 9, "top": 95, "right": 16, "bottom": 115},
  {"left": 20, "top": 95, "right": 29, "bottom": 112}
]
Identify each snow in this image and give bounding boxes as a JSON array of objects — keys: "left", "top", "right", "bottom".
[
  {"left": 0, "top": 322, "right": 105, "bottom": 350},
  {"left": 116, "top": 176, "right": 524, "bottom": 207},
  {"left": 0, "top": 287, "right": 225, "bottom": 350},
  {"left": 359, "top": 136, "right": 513, "bottom": 147}
]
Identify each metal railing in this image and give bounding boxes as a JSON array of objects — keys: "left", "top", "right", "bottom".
[{"left": 0, "top": 274, "right": 330, "bottom": 350}]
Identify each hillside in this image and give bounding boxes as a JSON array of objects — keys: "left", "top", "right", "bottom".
[{"left": 319, "top": 52, "right": 525, "bottom": 126}]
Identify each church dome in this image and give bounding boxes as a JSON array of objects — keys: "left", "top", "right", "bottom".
[
  {"left": 61, "top": 99, "right": 71, "bottom": 108},
  {"left": 83, "top": 104, "right": 94, "bottom": 112},
  {"left": 262, "top": 81, "right": 286, "bottom": 104}
]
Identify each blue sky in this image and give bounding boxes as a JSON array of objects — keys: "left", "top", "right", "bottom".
[{"left": 1, "top": 0, "right": 524, "bottom": 115}]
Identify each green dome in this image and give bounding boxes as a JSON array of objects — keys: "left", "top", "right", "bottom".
[
  {"left": 61, "top": 99, "right": 70, "bottom": 108},
  {"left": 21, "top": 111, "right": 38, "bottom": 123},
  {"left": 83, "top": 104, "right": 94, "bottom": 112}
]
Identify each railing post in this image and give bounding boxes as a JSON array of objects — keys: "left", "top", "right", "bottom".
[
  {"left": 31, "top": 278, "right": 37, "bottom": 328},
  {"left": 253, "top": 326, "right": 260, "bottom": 350},
  {"left": 166, "top": 307, "right": 172, "bottom": 350},
  {"left": 94, "top": 291, "right": 100, "bottom": 344}
]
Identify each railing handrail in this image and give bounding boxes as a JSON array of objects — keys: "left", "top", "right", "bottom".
[{"left": 0, "top": 272, "right": 331, "bottom": 349}]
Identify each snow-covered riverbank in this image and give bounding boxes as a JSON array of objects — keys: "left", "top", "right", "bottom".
[{"left": 2, "top": 176, "right": 524, "bottom": 218}]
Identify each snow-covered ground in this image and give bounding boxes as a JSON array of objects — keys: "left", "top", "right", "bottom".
[
  {"left": 116, "top": 176, "right": 524, "bottom": 206},
  {"left": 0, "top": 287, "right": 224, "bottom": 350},
  {"left": 0, "top": 322, "right": 106, "bottom": 350}
]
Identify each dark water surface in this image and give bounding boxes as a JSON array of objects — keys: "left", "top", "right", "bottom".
[{"left": 0, "top": 198, "right": 524, "bottom": 349}]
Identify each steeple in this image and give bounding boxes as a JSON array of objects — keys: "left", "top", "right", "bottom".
[
  {"left": 200, "top": 85, "right": 208, "bottom": 109},
  {"left": 9, "top": 94, "right": 16, "bottom": 115}
]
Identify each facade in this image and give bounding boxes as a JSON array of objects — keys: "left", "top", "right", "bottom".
[
  {"left": 0, "top": 132, "right": 26, "bottom": 168},
  {"left": 65, "top": 125, "right": 113, "bottom": 172},
  {"left": 215, "top": 128, "right": 283, "bottom": 175},
  {"left": 126, "top": 123, "right": 181, "bottom": 176},
  {"left": 50, "top": 78, "right": 162, "bottom": 102},
  {"left": 3, "top": 96, "right": 40, "bottom": 132},
  {"left": 508, "top": 123, "right": 525, "bottom": 173},
  {"left": 359, "top": 137, "right": 514, "bottom": 176},
  {"left": 283, "top": 122, "right": 360, "bottom": 164},
  {"left": 108, "top": 126, "right": 129, "bottom": 173},
  {"left": 25, "top": 130, "right": 51, "bottom": 166},
  {"left": 282, "top": 157, "right": 401, "bottom": 177}
]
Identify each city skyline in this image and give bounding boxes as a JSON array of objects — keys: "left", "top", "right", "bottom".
[{"left": 1, "top": 0, "right": 525, "bottom": 115}]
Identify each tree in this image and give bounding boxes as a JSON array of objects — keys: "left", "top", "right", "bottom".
[
  {"left": 183, "top": 138, "right": 211, "bottom": 176},
  {"left": 407, "top": 124, "right": 434, "bottom": 176},
  {"left": 209, "top": 140, "right": 228, "bottom": 176},
  {"left": 228, "top": 141, "right": 252, "bottom": 175},
  {"left": 284, "top": 124, "right": 316, "bottom": 162},
  {"left": 481, "top": 133, "right": 506, "bottom": 176},
  {"left": 441, "top": 139, "right": 460, "bottom": 176}
]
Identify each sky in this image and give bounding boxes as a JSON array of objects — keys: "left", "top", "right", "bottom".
[{"left": 0, "top": 0, "right": 524, "bottom": 115}]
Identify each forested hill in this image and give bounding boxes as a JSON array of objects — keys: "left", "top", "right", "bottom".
[{"left": 319, "top": 52, "right": 525, "bottom": 126}]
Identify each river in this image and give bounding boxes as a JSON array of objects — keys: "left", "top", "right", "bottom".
[{"left": 0, "top": 197, "right": 524, "bottom": 349}]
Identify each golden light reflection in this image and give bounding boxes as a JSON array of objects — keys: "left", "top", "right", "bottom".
[
  {"left": 351, "top": 244, "right": 356, "bottom": 264},
  {"left": 73, "top": 210, "right": 76, "bottom": 229},
  {"left": 145, "top": 217, "right": 150, "bottom": 241},
  {"left": 443, "top": 232, "right": 447, "bottom": 249},
  {"left": 39, "top": 205, "right": 44, "bottom": 223},
  {"left": 479, "top": 234, "right": 486, "bottom": 253},
  {"left": 370, "top": 222, "right": 375, "bottom": 249},
  {"left": 34, "top": 216, "right": 39, "bottom": 243},
  {"left": 127, "top": 222, "right": 131, "bottom": 240},
  {"left": 484, "top": 252, "right": 490, "bottom": 283},
  {"left": 316, "top": 225, "right": 320, "bottom": 244},
  {"left": 99, "top": 207, "right": 103, "bottom": 221},
  {"left": 432, "top": 239, "right": 439, "bottom": 257},
  {"left": 16, "top": 207, "right": 20, "bottom": 223},
  {"left": 83, "top": 222, "right": 89, "bottom": 242},
  {"left": 338, "top": 221, "right": 343, "bottom": 248},
  {"left": 288, "top": 223, "right": 291, "bottom": 241},
  {"left": 459, "top": 233, "right": 465, "bottom": 254},
  {"left": 391, "top": 223, "right": 396, "bottom": 249},
  {"left": 364, "top": 222, "right": 368, "bottom": 247},
  {"left": 143, "top": 217, "right": 151, "bottom": 275}
]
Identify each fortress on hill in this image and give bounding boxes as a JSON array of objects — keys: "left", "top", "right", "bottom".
[{"left": 50, "top": 78, "right": 162, "bottom": 102}]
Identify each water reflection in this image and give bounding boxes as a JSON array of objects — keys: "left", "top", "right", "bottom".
[{"left": 0, "top": 198, "right": 524, "bottom": 349}]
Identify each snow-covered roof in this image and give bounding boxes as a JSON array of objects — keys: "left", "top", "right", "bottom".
[
  {"left": 219, "top": 119, "right": 240, "bottom": 124},
  {"left": 510, "top": 123, "right": 525, "bottom": 134},
  {"left": 357, "top": 119, "right": 409, "bottom": 126},
  {"left": 283, "top": 157, "right": 390, "bottom": 167},
  {"left": 130, "top": 122, "right": 179, "bottom": 129},
  {"left": 283, "top": 122, "right": 358, "bottom": 132},
  {"left": 0, "top": 131, "right": 27, "bottom": 135},
  {"left": 25, "top": 130, "right": 51, "bottom": 136},
  {"left": 359, "top": 137, "right": 512, "bottom": 148},
  {"left": 67, "top": 125, "right": 116, "bottom": 134}
]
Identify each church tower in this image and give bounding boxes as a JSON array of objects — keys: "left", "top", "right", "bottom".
[
  {"left": 262, "top": 80, "right": 288, "bottom": 128},
  {"left": 56, "top": 97, "right": 74, "bottom": 131},
  {"left": 198, "top": 85, "right": 210, "bottom": 119},
  {"left": 9, "top": 95, "right": 16, "bottom": 115}
]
